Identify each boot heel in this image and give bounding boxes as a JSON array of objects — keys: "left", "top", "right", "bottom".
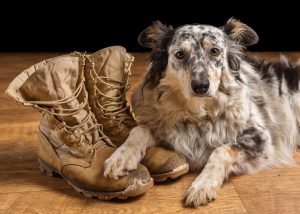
[{"left": 38, "top": 158, "right": 61, "bottom": 178}]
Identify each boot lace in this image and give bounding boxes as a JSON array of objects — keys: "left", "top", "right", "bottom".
[
  {"left": 18, "top": 54, "right": 115, "bottom": 147},
  {"left": 84, "top": 53, "right": 134, "bottom": 124}
]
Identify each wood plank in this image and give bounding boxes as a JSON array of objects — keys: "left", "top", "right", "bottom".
[
  {"left": 0, "top": 174, "right": 246, "bottom": 214},
  {"left": 0, "top": 139, "right": 245, "bottom": 213},
  {"left": 0, "top": 52, "right": 300, "bottom": 213},
  {"left": 231, "top": 152, "right": 300, "bottom": 214}
]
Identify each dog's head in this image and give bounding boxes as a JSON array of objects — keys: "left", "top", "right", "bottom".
[{"left": 139, "top": 18, "right": 258, "bottom": 98}]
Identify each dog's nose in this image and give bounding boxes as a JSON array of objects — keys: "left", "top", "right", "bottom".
[{"left": 191, "top": 80, "right": 210, "bottom": 94}]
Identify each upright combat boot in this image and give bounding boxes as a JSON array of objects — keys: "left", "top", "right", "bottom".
[
  {"left": 83, "top": 46, "right": 189, "bottom": 182},
  {"left": 6, "top": 53, "right": 153, "bottom": 199}
]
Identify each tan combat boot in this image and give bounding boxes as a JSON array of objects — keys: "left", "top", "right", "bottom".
[
  {"left": 83, "top": 46, "right": 189, "bottom": 182},
  {"left": 6, "top": 53, "right": 153, "bottom": 199}
]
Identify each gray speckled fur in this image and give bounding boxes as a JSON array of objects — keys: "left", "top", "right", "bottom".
[{"left": 105, "top": 19, "right": 300, "bottom": 207}]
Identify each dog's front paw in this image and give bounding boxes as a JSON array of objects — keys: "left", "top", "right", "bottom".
[
  {"left": 104, "top": 147, "right": 139, "bottom": 179},
  {"left": 184, "top": 180, "right": 219, "bottom": 207}
]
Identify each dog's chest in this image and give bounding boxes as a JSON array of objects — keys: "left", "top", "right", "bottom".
[
  {"left": 155, "top": 101, "right": 248, "bottom": 169},
  {"left": 157, "top": 114, "right": 241, "bottom": 169},
  {"left": 149, "top": 88, "right": 249, "bottom": 168}
]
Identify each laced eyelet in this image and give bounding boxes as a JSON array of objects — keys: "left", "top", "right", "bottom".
[
  {"left": 57, "top": 122, "right": 65, "bottom": 129},
  {"left": 69, "top": 135, "right": 76, "bottom": 141}
]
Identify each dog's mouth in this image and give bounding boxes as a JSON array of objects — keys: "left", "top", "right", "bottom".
[{"left": 191, "top": 92, "right": 212, "bottom": 98}]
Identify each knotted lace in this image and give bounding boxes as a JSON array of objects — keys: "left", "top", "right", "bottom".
[
  {"left": 84, "top": 53, "right": 134, "bottom": 124},
  {"left": 19, "top": 54, "right": 115, "bottom": 147}
]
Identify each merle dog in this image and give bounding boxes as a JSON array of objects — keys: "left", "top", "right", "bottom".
[{"left": 104, "top": 18, "right": 300, "bottom": 207}]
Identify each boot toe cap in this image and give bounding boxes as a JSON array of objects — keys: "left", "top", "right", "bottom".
[{"left": 141, "top": 147, "right": 189, "bottom": 182}]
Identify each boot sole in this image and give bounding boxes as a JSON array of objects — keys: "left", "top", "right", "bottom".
[
  {"left": 38, "top": 158, "right": 153, "bottom": 200},
  {"left": 151, "top": 163, "right": 189, "bottom": 182}
]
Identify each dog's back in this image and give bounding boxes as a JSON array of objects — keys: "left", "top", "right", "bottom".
[{"left": 242, "top": 56, "right": 300, "bottom": 165}]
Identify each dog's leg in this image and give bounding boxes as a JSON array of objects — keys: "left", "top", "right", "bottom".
[
  {"left": 185, "top": 127, "right": 273, "bottom": 207},
  {"left": 104, "top": 125, "right": 158, "bottom": 179}
]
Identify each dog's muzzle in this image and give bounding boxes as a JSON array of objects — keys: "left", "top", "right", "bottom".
[{"left": 191, "top": 79, "right": 210, "bottom": 94}]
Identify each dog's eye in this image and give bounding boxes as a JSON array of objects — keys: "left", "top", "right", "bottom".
[
  {"left": 175, "top": 51, "right": 185, "bottom": 60},
  {"left": 209, "top": 48, "right": 221, "bottom": 57}
]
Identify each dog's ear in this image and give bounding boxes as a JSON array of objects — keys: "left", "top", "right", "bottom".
[
  {"left": 222, "top": 18, "right": 259, "bottom": 46},
  {"left": 228, "top": 54, "right": 241, "bottom": 71},
  {"left": 138, "top": 21, "right": 173, "bottom": 49}
]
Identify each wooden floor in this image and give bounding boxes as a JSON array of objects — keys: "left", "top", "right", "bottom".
[{"left": 1, "top": 52, "right": 300, "bottom": 214}]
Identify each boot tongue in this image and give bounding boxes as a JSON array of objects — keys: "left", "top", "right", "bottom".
[
  {"left": 91, "top": 46, "right": 133, "bottom": 119},
  {"left": 10, "top": 55, "right": 100, "bottom": 143}
]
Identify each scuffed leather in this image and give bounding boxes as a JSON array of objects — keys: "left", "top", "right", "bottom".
[
  {"left": 6, "top": 49, "right": 151, "bottom": 193},
  {"left": 85, "top": 46, "right": 137, "bottom": 146}
]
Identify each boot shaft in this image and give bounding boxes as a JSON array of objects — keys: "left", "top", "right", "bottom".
[
  {"left": 84, "top": 46, "right": 137, "bottom": 145},
  {"left": 5, "top": 53, "right": 109, "bottom": 147}
]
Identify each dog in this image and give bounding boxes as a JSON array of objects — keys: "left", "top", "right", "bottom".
[{"left": 103, "top": 18, "right": 300, "bottom": 207}]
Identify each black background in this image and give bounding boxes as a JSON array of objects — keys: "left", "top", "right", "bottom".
[{"left": 1, "top": 1, "right": 299, "bottom": 52}]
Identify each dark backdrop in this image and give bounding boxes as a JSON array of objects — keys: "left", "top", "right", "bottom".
[{"left": 1, "top": 1, "right": 299, "bottom": 52}]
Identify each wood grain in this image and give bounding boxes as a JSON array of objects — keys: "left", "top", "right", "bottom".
[{"left": 0, "top": 52, "right": 299, "bottom": 214}]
